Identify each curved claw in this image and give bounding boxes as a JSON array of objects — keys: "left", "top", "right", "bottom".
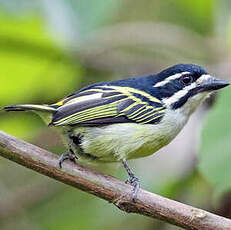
[
  {"left": 58, "top": 153, "right": 69, "bottom": 168},
  {"left": 58, "top": 150, "right": 78, "bottom": 168},
  {"left": 125, "top": 175, "right": 140, "bottom": 202}
]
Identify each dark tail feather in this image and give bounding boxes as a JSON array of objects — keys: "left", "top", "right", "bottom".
[{"left": 3, "top": 104, "right": 57, "bottom": 113}]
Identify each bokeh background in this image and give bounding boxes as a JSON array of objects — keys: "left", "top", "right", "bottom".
[{"left": 0, "top": 0, "right": 231, "bottom": 229}]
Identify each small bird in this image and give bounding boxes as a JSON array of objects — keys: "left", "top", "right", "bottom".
[{"left": 4, "top": 64, "right": 229, "bottom": 201}]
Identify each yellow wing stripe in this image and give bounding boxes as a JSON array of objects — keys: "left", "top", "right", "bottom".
[
  {"left": 56, "top": 111, "right": 116, "bottom": 125},
  {"left": 54, "top": 103, "right": 119, "bottom": 125},
  {"left": 69, "top": 107, "right": 117, "bottom": 120},
  {"left": 99, "top": 85, "right": 162, "bottom": 104},
  {"left": 54, "top": 96, "right": 130, "bottom": 125},
  {"left": 133, "top": 109, "right": 157, "bottom": 120},
  {"left": 61, "top": 108, "right": 117, "bottom": 123},
  {"left": 55, "top": 102, "right": 118, "bottom": 122},
  {"left": 52, "top": 84, "right": 165, "bottom": 125},
  {"left": 127, "top": 106, "right": 158, "bottom": 119},
  {"left": 142, "top": 114, "right": 164, "bottom": 124},
  {"left": 56, "top": 107, "right": 115, "bottom": 124},
  {"left": 69, "top": 111, "right": 118, "bottom": 123},
  {"left": 125, "top": 106, "right": 146, "bottom": 117},
  {"left": 135, "top": 109, "right": 165, "bottom": 122}
]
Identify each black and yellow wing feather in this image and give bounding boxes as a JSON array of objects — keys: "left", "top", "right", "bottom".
[{"left": 50, "top": 85, "right": 166, "bottom": 126}]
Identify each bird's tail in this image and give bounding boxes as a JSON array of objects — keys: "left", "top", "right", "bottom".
[
  {"left": 4, "top": 104, "right": 57, "bottom": 112},
  {"left": 3, "top": 104, "right": 57, "bottom": 125}
]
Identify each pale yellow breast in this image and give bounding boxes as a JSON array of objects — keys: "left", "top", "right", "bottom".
[{"left": 72, "top": 109, "right": 189, "bottom": 162}]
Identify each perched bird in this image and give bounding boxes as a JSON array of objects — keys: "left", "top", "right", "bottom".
[{"left": 4, "top": 64, "right": 229, "bottom": 201}]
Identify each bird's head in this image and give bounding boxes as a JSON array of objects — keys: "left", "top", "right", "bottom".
[{"left": 153, "top": 64, "right": 229, "bottom": 115}]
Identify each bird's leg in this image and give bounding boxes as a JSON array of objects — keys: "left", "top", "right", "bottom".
[
  {"left": 58, "top": 148, "right": 78, "bottom": 168},
  {"left": 121, "top": 159, "right": 140, "bottom": 202},
  {"left": 59, "top": 129, "right": 79, "bottom": 168}
]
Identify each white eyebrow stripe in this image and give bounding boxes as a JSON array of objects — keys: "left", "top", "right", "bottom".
[
  {"left": 162, "top": 83, "right": 196, "bottom": 106},
  {"left": 154, "top": 72, "right": 190, "bottom": 87}
]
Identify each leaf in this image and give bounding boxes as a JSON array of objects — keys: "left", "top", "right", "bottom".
[{"left": 199, "top": 85, "right": 231, "bottom": 199}]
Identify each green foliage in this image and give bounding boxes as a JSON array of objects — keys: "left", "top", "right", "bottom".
[
  {"left": 67, "top": 0, "right": 120, "bottom": 37},
  {"left": 0, "top": 13, "right": 82, "bottom": 104},
  {"left": 199, "top": 86, "right": 231, "bottom": 200},
  {"left": 0, "top": 113, "right": 44, "bottom": 139},
  {"left": 116, "top": 0, "right": 214, "bottom": 35},
  {"left": 0, "top": 13, "right": 82, "bottom": 138},
  {"left": 173, "top": 0, "right": 214, "bottom": 34}
]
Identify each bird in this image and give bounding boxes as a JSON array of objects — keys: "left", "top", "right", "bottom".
[{"left": 4, "top": 64, "right": 229, "bottom": 202}]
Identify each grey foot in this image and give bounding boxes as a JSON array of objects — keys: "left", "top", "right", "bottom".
[
  {"left": 58, "top": 149, "right": 78, "bottom": 168},
  {"left": 125, "top": 174, "right": 140, "bottom": 202},
  {"left": 122, "top": 159, "right": 140, "bottom": 202}
]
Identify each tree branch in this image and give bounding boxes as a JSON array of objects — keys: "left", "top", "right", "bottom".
[{"left": 0, "top": 131, "right": 230, "bottom": 230}]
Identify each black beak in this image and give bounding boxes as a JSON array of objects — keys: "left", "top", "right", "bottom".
[{"left": 199, "top": 77, "right": 230, "bottom": 92}]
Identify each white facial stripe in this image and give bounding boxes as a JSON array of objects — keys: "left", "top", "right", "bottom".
[
  {"left": 196, "top": 74, "right": 211, "bottom": 84},
  {"left": 163, "top": 83, "right": 196, "bottom": 106},
  {"left": 154, "top": 72, "right": 190, "bottom": 87},
  {"left": 65, "top": 93, "right": 102, "bottom": 105}
]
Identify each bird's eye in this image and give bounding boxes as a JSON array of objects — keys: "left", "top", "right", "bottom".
[{"left": 180, "top": 75, "right": 193, "bottom": 85}]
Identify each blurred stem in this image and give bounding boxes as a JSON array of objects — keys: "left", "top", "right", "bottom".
[{"left": 0, "top": 130, "right": 230, "bottom": 230}]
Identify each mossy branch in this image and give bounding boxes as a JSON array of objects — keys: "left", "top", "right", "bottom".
[{"left": 0, "top": 130, "right": 230, "bottom": 230}]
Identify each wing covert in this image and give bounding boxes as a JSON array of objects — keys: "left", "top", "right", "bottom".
[{"left": 51, "top": 85, "right": 166, "bottom": 126}]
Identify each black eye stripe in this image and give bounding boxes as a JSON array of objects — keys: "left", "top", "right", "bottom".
[
  {"left": 171, "top": 88, "right": 197, "bottom": 109},
  {"left": 153, "top": 72, "right": 202, "bottom": 101}
]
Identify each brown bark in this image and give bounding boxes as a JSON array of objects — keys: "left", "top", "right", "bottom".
[{"left": 0, "top": 130, "right": 230, "bottom": 230}]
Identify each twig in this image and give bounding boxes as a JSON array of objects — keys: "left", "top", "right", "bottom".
[{"left": 0, "top": 130, "right": 230, "bottom": 230}]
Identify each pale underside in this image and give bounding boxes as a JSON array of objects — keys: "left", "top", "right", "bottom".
[{"left": 61, "top": 108, "right": 189, "bottom": 162}]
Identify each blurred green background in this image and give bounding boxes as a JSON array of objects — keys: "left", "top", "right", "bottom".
[{"left": 0, "top": 0, "right": 231, "bottom": 229}]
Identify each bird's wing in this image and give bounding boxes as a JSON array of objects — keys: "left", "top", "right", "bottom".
[{"left": 50, "top": 85, "right": 166, "bottom": 126}]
